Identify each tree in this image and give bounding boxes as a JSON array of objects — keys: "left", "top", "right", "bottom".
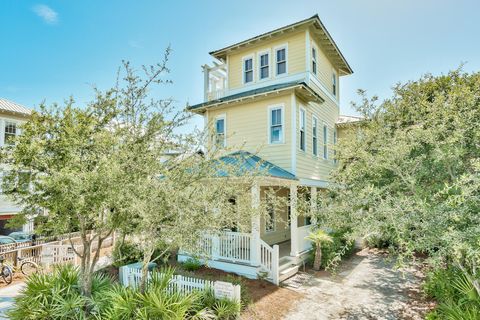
[
  {"left": 306, "top": 229, "right": 333, "bottom": 271},
  {"left": 317, "top": 69, "right": 480, "bottom": 293}
]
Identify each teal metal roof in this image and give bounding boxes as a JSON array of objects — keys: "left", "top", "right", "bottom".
[
  {"left": 213, "top": 151, "right": 296, "bottom": 180},
  {"left": 188, "top": 80, "right": 321, "bottom": 111}
]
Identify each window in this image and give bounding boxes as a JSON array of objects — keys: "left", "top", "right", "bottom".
[
  {"left": 259, "top": 52, "right": 269, "bottom": 80},
  {"left": 243, "top": 57, "right": 253, "bottom": 83},
  {"left": 4, "top": 122, "right": 17, "bottom": 145},
  {"left": 275, "top": 47, "right": 287, "bottom": 75},
  {"left": 265, "top": 195, "right": 275, "bottom": 232},
  {"left": 333, "top": 129, "right": 338, "bottom": 164},
  {"left": 312, "top": 47, "right": 317, "bottom": 75},
  {"left": 323, "top": 124, "right": 328, "bottom": 159},
  {"left": 215, "top": 117, "right": 226, "bottom": 147},
  {"left": 269, "top": 106, "right": 283, "bottom": 144},
  {"left": 312, "top": 116, "right": 318, "bottom": 156},
  {"left": 332, "top": 72, "right": 337, "bottom": 96},
  {"left": 299, "top": 108, "right": 306, "bottom": 151}
]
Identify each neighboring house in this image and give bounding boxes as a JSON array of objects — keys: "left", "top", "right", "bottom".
[
  {"left": 181, "top": 15, "right": 360, "bottom": 284},
  {"left": 0, "top": 98, "right": 33, "bottom": 235}
]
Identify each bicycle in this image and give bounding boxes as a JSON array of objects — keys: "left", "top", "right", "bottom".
[{"left": 0, "top": 255, "right": 40, "bottom": 284}]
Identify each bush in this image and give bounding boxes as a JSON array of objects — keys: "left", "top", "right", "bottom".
[
  {"left": 181, "top": 258, "right": 203, "bottom": 271},
  {"left": 308, "top": 228, "right": 355, "bottom": 270},
  {"left": 8, "top": 264, "right": 241, "bottom": 320},
  {"left": 363, "top": 225, "right": 399, "bottom": 249},
  {"left": 424, "top": 266, "right": 480, "bottom": 319},
  {"left": 112, "top": 240, "right": 143, "bottom": 267}
]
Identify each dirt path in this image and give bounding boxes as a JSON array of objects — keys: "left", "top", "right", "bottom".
[{"left": 283, "top": 249, "right": 431, "bottom": 320}]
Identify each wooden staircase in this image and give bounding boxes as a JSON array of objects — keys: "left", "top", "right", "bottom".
[{"left": 278, "top": 256, "right": 300, "bottom": 282}]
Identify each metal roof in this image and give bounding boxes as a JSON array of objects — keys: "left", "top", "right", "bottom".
[
  {"left": 187, "top": 80, "right": 323, "bottom": 111},
  {"left": 210, "top": 14, "right": 353, "bottom": 76},
  {"left": 0, "top": 98, "right": 32, "bottom": 116},
  {"left": 336, "top": 115, "right": 365, "bottom": 126},
  {"left": 214, "top": 151, "right": 297, "bottom": 180}
]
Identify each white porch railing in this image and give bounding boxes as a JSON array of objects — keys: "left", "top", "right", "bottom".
[
  {"left": 259, "top": 239, "right": 279, "bottom": 285},
  {"left": 297, "top": 225, "right": 314, "bottom": 253},
  {"left": 207, "top": 88, "right": 227, "bottom": 101},
  {"left": 199, "top": 231, "right": 252, "bottom": 264}
]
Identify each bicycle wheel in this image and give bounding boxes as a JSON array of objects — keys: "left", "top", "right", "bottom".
[
  {"left": 21, "top": 261, "right": 38, "bottom": 276},
  {"left": 1, "top": 266, "right": 13, "bottom": 284}
]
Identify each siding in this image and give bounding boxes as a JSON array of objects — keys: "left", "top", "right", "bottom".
[
  {"left": 309, "top": 28, "right": 340, "bottom": 101},
  {"left": 227, "top": 30, "right": 306, "bottom": 90},
  {"left": 295, "top": 96, "right": 339, "bottom": 181},
  {"left": 207, "top": 94, "right": 292, "bottom": 172}
]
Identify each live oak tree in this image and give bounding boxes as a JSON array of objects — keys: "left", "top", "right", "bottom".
[{"left": 317, "top": 69, "right": 480, "bottom": 294}]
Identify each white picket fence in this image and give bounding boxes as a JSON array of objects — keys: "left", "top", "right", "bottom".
[{"left": 119, "top": 265, "right": 241, "bottom": 302}]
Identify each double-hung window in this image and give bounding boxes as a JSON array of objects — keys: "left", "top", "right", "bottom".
[
  {"left": 275, "top": 47, "right": 287, "bottom": 75},
  {"left": 312, "top": 116, "right": 318, "bottom": 156},
  {"left": 312, "top": 47, "right": 317, "bottom": 75},
  {"left": 299, "top": 108, "right": 306, "bottom": 151},
  {"left": 259, "top": 52, "right": 269, "bottom": 80},
  {"left": 269, "top": 107, "right": 283, "bottom": 144},
  {"left": 243, "top": 57, "right": 253, "bottom": 83},
  {"left": 4, "top": 122, "right": 17, "bottom": 145},
  {"left": 323, "top": 124, "right": 328, "bottom": 159},
  {"left": 215, "top": 116, "right": 226, "bottom": 147},
  {"left": 332, "top": 72, "right": 337, "bottom": 96}
]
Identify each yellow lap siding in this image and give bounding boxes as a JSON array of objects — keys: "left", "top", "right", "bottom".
[
  {"left": 228, "top": 30, "right": 306, "bottom": 90},
  {"left": 207, "top": 94, "right": 293, "bottom": 173}
]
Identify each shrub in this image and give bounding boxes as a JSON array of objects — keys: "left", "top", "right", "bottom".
[
  {"left": 308, "top": 228, "right": 355, "bottom": 270},
  {"left": 182, "top": 258, "right": 203, "bottom": 271},
  {"left": 8, "top": 264, "right": 241, "bottom": 320},
  {"left": 363, "top": 225, "right": 399, "bottom": 249},
  {"left": 424, "top": 266, "right": 480, "bottom": 319},
  {"left": 112, "top": 240, "right": 143, "bottom": 267}
]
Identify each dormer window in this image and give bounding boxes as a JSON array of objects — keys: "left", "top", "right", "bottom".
[
  {"left": 312, "top": 47, "right": 317, "bottom": 75},
  {"left": 259, "top": 52, "right": 269, "bottom": 80},
  {"left": 4, "top": 122, "right": 17, "bottom": 145},
  {"left": 275, "top": 47, "right": 287, "bottom": 75},
  {"left": 243, "top": 57, "right": 253, "bottom": 84},
  {"left": 215, "top": 116, "right": 226, "bottom": 147}
]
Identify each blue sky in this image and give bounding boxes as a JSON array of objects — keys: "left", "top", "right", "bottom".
[{"left": 1, "top": 0, "right": 479, "bottom": 131}]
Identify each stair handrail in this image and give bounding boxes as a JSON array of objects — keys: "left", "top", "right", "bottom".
[{"left": 259, "top": 239, "right": 279, "bottom": 285}]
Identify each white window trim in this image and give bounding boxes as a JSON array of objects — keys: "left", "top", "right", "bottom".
[
  {"left": 1, "top": 118, "right": 22, "bottom": 147},
  {"left": 215, "top": 114, "right": 226, "bottom": 148},
  {"left": 267, "top": 104, "right": 285, "bottom": 145},
  {"left": 242, "top": 54, "right": 255, "bottom": 85},
  {"left": 312, "top": 115, "right": 318, "bottom": 157},
  {"left": 323, "top": 123, "right": 329, "bottom": 160},
  {"left": 274, "top": 44, "right": 288, "bottom": 77},
  {"left": 332, "top": 70, "right": 337, "bottom": 97},
  {"left": 257, "top": 50, "right": 271, "bottom": 82},
  {"left": 311, "top": 44, "right": 318, "bottom": 76},
  {"left": 299, "top": 107, "right": 306, "bottom": 152}
]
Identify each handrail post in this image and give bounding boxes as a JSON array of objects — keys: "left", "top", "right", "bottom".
[{"left": 272, "top": 245, "right": 279, "bottom": 285}]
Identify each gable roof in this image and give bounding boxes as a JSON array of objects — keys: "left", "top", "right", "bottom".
[
  {"left": 0, "top": 98, "right": 32, "bottom": 117},
  {"left": 209, "top": 14, "right": 353, "bottom": 76},
  {"left": 187, "top": 80, "right": 323, "bottom": 112},
  {"left": 214, "top": 151, "right": 297, "bottom": 180}
]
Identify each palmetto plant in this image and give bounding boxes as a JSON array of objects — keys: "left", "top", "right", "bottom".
[{"left": 306, "top": 229, "right": 333, "bottom": 271}]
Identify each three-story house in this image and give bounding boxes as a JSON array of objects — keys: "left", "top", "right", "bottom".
[{"left": 182, "top": 15, "right": 354, "bottom": 284}]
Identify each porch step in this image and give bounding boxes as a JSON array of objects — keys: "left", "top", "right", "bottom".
[{"left": 279, "top": 265, "right": 299, "bottom": 282}]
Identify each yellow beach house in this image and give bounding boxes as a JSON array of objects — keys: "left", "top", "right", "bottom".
[{"left": 180, "top": 15, "right": 357, "bottom": 284}]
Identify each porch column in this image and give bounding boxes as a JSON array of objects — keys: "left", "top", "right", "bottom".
[
  {"left": 310, "top": 187, "right": 317, "bottom": 224},
  {"left": 250, "top": 183, "right": 261, "bottom": 266},
  {"left": 290, "top": 184, "right": 298, "bottom": 257}
]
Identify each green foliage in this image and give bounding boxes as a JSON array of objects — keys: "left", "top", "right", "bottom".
[
  {"left": 112, "top": 240, "right": 143, "bottom": 267},
  {"left": 8, "top": 264, "right": 241, "bottom": 320},
  {"left": 308, "top": 229, "right": 355, "bottom": 269},
  {"left": 181, "top": 258, "right": 204, "bottom": 272},
  {"left": 424, "top": 266, "right": 480, "bottom": 319}
]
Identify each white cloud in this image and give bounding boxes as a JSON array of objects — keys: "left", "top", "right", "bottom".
[{"left": 33, "top": 4, "right": 58, "bottom": 24}]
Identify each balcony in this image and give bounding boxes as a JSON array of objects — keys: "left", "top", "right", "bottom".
[{"left": 203, "top": 62, "right": 227, "bottom": 101}]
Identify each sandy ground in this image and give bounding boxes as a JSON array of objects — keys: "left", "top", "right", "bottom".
[{"left": 282, "top": 249, "right": 432, "bottom": 320}]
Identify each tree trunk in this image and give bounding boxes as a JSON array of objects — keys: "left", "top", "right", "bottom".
[
  {"left": 139, "top": 246, "right": 154, "bottom": 293},
  {"left": 313, "top": 243, "right": 322, "bottom": 271},
  {"left": 80, "top": 239, "right": 92, "bottom": 298}
]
